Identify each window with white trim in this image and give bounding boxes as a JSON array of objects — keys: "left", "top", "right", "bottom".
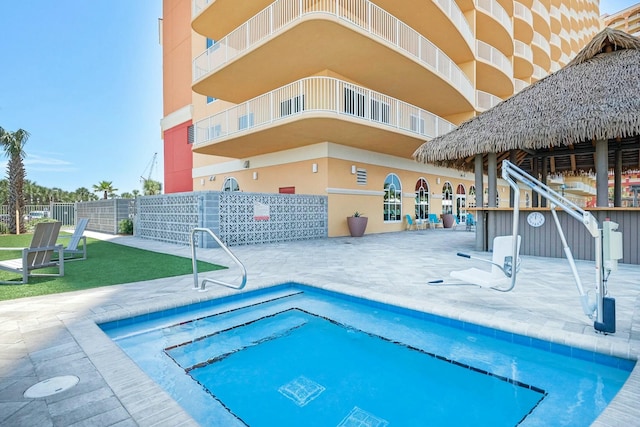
[{"left": 383, "top": 173, "right": 402, "bottom": 222}]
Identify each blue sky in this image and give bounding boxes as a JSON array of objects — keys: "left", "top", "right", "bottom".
[
  {"left": 0, "top": 1, "right": 637, "bottom": 195},
  {"left": 0, "top": 1, "right": 163, "bottom": 195}
]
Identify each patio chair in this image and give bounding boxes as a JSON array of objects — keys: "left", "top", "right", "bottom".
[
  {"left": 449, "top": 235, "right": 521, "bottom": 288},
  {"left": 405, "top": 215, "right": 426, "bottom": 230},
  {"left": 428, "top": 214, "right": 443, "bottom": 228},
  {"left": 0, "top": 221, "right": 64, "bottom": 284},
  {"left": 465, "top": 214, "right": 476, "bottom": 231},
  {"left": 59, "top": 218, "right": 90, "bottom": 261}
]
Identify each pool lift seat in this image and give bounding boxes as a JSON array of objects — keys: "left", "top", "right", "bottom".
[
  {"left": 501, "top": 160, "right": 622, "bottom": 334},
  {"left": 450, "top": 235, "right": 521, "bottom": 289}
]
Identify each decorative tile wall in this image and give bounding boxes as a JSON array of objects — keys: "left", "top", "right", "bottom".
[{"left": 132, "top": 191, "right": 327, "bottom": 248}]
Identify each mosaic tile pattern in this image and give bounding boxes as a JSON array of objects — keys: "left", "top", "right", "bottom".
[
  {"left": 337, "top": 407, "right": 389, "bottom": 427},
  {"left": 278, "top": 376, "right": 325, "bottom": 407}
]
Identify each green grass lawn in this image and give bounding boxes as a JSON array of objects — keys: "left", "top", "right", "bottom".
[{"left": 0, "top": 233, "right": 226, "bottom": 301}]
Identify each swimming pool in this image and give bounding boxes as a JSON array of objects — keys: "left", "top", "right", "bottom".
[{"left": 100, "top": 283, "right": 634, "bottom": 426}]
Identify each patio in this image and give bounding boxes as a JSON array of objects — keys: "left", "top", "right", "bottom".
[{"left": 1, "top": 229, "right": 639, "bottom": 426}]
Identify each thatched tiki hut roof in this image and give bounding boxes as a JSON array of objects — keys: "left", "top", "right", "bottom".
[{"left": 412, "top": 28, "right": 640, "bottom": 176}]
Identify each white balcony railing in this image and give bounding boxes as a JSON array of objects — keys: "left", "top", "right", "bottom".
[
  {"left": 192, "top": 0, "right": 211, "bottom": 18},
  {"left": 476, "top": 90, "right": 502, "bottom": 112},
  {"left": 514, "top": 40, "right": 533, "bottom": 62},
  {"left": 532, "top": 64, "right": 547, "bottom": 80},
  {"left": 532, "top": 31, "right": 551, "bottom": 52},
  {"left": 476, "top": 40, "right": 513, "bottom": 79},
  {"left": 433, "top": 0, "right": 474, "bottom": 51},
  {"left": 475, "top": 0, "right": 513, "bottom": 36},
  {"left": 514, "top": 2, "right": 534, "bottom": 27},
  {"left": 532, "top": 0, "right": 550, "bottom": 24},
  {"left": 192, "top": 0, "right": 475, "bottom": 106},
  {"left": 514, "top": 79, "right": 528, "bottom": 93},
  {"left": 193, "top": 76, "right": 455, "bottom": 146}
]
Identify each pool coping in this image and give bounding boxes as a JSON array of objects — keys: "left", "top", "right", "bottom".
[{"left": 71, "top": 279, "right": 640, "bottom": 427}]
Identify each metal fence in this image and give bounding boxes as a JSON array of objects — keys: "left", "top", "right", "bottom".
[{"left": 0, "top": 203, "right": 76, "bottom": 227}]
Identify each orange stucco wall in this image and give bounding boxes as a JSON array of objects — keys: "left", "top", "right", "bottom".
[{"left": 162, "top": 0, "right": 193, "bottom": 116}]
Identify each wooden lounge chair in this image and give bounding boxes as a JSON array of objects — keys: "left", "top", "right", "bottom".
[
  {"left": 59, "top": 218, "right": 90, "bottom": 261},
  {"left": 0, "top": 222, "right": 64, "bottom": 284}
]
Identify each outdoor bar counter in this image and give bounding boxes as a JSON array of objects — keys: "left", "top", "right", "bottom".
[{"left": 473, "top": 207, "right": 640, "bottom": 265}]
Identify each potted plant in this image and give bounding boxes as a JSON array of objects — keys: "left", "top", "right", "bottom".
[{"left": 347, "top": 211, "right": 368, "bottom": 237}]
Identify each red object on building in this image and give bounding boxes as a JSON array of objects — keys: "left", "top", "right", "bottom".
[{"left": 163, "top": 120, "right": 193, "bottom": 193}]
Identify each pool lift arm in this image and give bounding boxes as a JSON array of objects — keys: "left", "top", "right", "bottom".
[{"left": 501, "top": 160, "right": 621, "bottom": 333}]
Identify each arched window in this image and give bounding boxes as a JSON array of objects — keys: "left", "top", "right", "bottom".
[
  {"left": 222, "top": 177, "right": 240, "bottom": 192},
  {"left": 455, "top": 184, "right": 466, "bottom": 223},
  {"left": 383, "top": 173, "right": 402, "bottom": 222},
  {"left": 442, "top": 182, "right": 453, "bottom": 214},
  {"left": 415, "top": 178, "right": 429, "bottom": 220},
  {"left": 468, "top": 185, "right": 477, "bottom": 208}
]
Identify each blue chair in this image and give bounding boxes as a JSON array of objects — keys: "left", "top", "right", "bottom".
[
  {"left": 466, "top": 213, "right": 476, "bottom": 231},
  {"left": 405, "top": 214, "right": 426, "bottom": 230},
  {"left": 428, "top": 214, "right": 443, "bottom": 228}
]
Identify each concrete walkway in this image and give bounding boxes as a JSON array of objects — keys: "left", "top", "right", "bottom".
[{"left": 1, "top": 229, "right": 638, "bottom": 426}]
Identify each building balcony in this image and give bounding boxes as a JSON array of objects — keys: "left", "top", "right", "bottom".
[
  {"left": 192, "top": 0, "right": 475, "bottom": 116},
  {"left": 475, "top": 0, "right": 513, "bottom": 56},
  {"left": 192, "top": 77, "right": 455, "bottom": 159},
  {"left": 549, "top": 5, "right": 561, "bottom": 33},
  {"left": 192, "top": 0, "right": 273, "bottom": 40},
  {"left": 531, "top": 64, "right": 547, "bottom": 81},
  {"left": 513, "top": 1, "right": 534, "bottom": 43},
  {"left": 513, "top": 40, "right": 534, "bottom": 79},
  {"left": 475, "top": 40, "right": 513, "bottom": 96},
  {"left": 476, "top": 90, "right": 503, "bottom": 112},
  {"left": 513, "top": 78, "right": 528, "bottom": 94},
  {"left": 363, "top": 0, "right": 475, "bottom": 63},
  {"left": 531, "top": 31, "right": 551, "bottom": 70},
  {"left": 531, "top": 0, "right": 551, "bottom": 38}
]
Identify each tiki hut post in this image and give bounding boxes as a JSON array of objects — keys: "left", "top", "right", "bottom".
[
  {"left": 475, "top": 154, "right": 485, "bottom": 250},
  {"left": 531, "top": 157, "right": 539, "bottom": 208},
  {"left": 488, "top": 153, "right": 497, "bottom": 208},
  {"left": 541, "top": 157, "right": 548, "bottom": 208},
  {"left": 614, "top": 148, "right": 622, "bottom": 207},
  {"left": 509, "top": 151, "right": 517, "bottom": 207},
  {"left": 595, "top": 139, "right": 609, "bottom": 207}
]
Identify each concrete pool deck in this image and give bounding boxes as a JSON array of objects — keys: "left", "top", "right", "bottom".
[{"left": 1, "top": 228, "right": 638, "bottom": 426}]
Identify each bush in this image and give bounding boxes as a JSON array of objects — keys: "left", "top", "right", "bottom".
[{"left": 118, "top": 219, "right": 134, "bottom": 235}]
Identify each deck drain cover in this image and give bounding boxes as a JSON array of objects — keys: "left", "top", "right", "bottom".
[{"left": 24, "top": 375, "right": 79, "bottom": 398}]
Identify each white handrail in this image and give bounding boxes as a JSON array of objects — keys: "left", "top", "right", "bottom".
[
  {"left": 192, "top": 0, "right": 474, "bottom": 105},
  {"left": 193, "top": 76, "right": 455, "bottom": 145},
  {"left": 190, "top": 227, "right": 247, "bottom": 291}
]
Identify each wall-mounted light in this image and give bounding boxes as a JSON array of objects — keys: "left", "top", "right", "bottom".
[
  {"left": 436, "top": 177, "right": 441, "bottom": 184},
  {"left": 351, "top": 165, "right": 356, "bottom": 174},
  {"left": 253, "top": 172, "right": 258, "bottom": 180},
  {"left": 200, "top": 178, "right": 205, "bottom": 186},
  {"left": 209, "top": 175, "right": 215, "bottom": 181},
  {"left": 312, "top": 163, "right": 318, "bottom": 173}
]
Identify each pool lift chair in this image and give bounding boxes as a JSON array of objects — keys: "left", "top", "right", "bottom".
[
  {"left": 450, "top": 234, "right": 521, "bottom": 289},
  {"left": 501, "top": 160, "right": 622, "bottom": 334}
]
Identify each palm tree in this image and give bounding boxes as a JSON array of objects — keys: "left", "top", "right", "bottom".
[
  {"left": 143, "top": 178, "right": 162, "bottom": 196},
  {"left": 0, "top": 127, "right": 29, "bottom": 234},
  {"left": 93, "top": 181, "right": 117, "bottom": 199},
  {"left": 74, "top": 187, "right": 92, "bottom": 201}
]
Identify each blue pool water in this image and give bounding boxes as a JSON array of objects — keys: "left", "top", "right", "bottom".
[{"left": 100, "top": 284, "right": 634, "bottom": 426}]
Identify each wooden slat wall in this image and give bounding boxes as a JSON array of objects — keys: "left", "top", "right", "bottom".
[{"left": 482, "top": 209, "right": 639, "bottom": 265}]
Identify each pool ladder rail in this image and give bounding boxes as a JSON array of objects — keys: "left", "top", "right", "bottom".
[{"left": 190, "top": 227, "right": 247, "bottom": 292}]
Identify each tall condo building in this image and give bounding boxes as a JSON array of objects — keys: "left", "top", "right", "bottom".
[
  {"left": 161, "top": 0, "right": 601, "bottom": 236},
  {"left": 603, "top": 2, "right": 640, "bottom": 36}
]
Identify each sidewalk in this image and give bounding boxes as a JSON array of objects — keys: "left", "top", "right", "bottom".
[{"left": 1, "top": 229, "right": 639, "bottom": 426}]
